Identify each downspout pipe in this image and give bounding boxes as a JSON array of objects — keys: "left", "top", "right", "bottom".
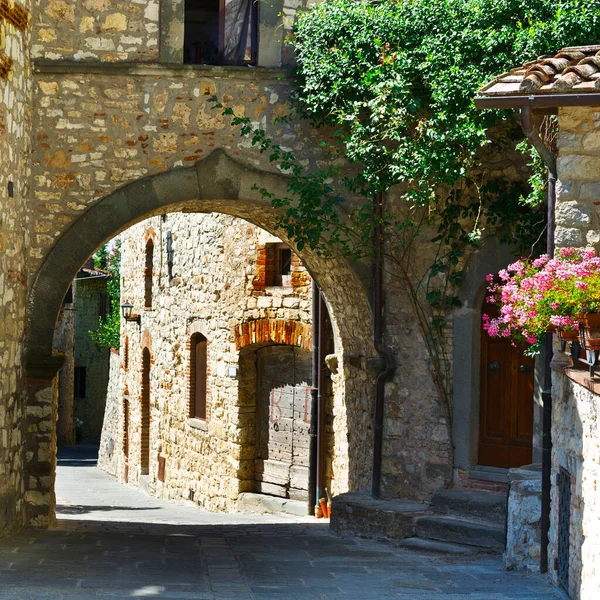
[
  {"left": 316, "top": 292, "right": 327, "bottom": 505},
  {"left": 308, "top": 280, "right": 319, "bottom": 515},
  {"left": 371, "top": 190, "right": 395, "bottom": 499},
  {"left": 520, "top": 106, "right": 556, "bottom": 574}
]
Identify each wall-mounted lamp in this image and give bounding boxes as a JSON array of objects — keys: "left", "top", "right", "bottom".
[{"left": 121, "top": 300, "right": 141, "bottom": 325}]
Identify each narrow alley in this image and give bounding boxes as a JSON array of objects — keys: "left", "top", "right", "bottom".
[{"left": 0, "top": 445, "right": 559, "bottom": 600}]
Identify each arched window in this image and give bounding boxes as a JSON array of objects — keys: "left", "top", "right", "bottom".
[
  {"left": 190, "top": 333, "right": 207, "bottom": 419},
  {"left": 144, "top": 239, "right": 154, "bottom": 309}
]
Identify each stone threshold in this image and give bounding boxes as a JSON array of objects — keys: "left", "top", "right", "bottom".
[
  {"left": 551, "top": 360, "right": 600, "bottom": 395},
  {"left": 33, "top": 60, "right": 288, "bottom": 81},
  {"left": 236, "top": 492, "right": 310, "bottom": 517}
]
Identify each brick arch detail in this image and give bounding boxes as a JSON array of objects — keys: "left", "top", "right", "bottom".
[
  {"left": 141, "top": 329, "right": 152, "bottom": 353},
  {"left": 144, "top": 226, "right": 157, "bottom": 244},
  {"left": 234, "top": 319, "right": 312, "bottom": 352}
]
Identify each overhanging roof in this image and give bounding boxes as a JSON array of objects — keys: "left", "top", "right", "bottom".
[{"left": 475, "top": 45, "right": 600, "bottom": 109}]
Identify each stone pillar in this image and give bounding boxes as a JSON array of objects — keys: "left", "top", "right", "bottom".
[
  {"left": 451, "top": 307, "right": 481, "bottom": 469},
  {"left": 504, "top": 466, "right": 542, "bottom": 572},
  {"left": 24, "top": 356, "right": 63, "bottom": 528}
]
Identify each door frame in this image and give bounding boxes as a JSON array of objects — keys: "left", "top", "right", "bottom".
[{"left": 451, "top": 237, "right": 544, "bottom": 471}]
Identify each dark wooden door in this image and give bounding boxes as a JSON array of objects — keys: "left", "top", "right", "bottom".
[
  {"left": 479, "top": 303, "right": 534, "bottom": 468},
  {"left": 255, "top": 346, "right": 312, "bottom": 500},
  {"left": 140, "top": 348, "right": 151, "bottom": 475}
]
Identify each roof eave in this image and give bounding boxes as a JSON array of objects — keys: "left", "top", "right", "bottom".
[{"left": 475, "top": 93, "right": 600, "bottom": 110}]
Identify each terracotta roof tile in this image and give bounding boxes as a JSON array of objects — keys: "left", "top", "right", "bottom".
[{"left": 479, "top": 45, "right": 600, "bottom": 96}]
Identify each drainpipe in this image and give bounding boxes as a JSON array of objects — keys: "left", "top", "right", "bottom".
[
  {"left": 371, "top": 190, "right": 395, "bottom": 499},
  {"left": 308, "top": 281, "right": 319, "bottom": 515},
  {"left": 520, "top": 106, "right": 557, "bottom": 574},
  {"left": 316, "top": 292, "right": 327, "bottom": 505}
]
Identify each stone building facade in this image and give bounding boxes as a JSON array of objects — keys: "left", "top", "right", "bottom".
[
  {"left": 0, "top": 0, "right": 31, "bottom": 536},
  {"left": 97, "top": 212, "right": 339, "bottom": 513},
  {"left": 0, "top": 0, "right": 547, "bottom": 541}
]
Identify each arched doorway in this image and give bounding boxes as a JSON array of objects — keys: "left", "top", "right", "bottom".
[
  {"left": 23, "top": 150, "right": 374, "bottom": 526},
  {"left": 140, "top": 348, "right": 151, "bottom": 476}
]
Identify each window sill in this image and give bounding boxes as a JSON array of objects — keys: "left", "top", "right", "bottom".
[
  {"left": 33, "top": 60, "right": 288, "bottom": 81},
  {"left": 188, "top": 418, "right": 208, "bottom": 432}
]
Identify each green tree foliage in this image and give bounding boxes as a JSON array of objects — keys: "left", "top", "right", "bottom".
[
  {"left": 89, "top": 239, "right": 121, "bottom": 349},
  {"left": 217, "top": 0, "right": 600, "bottom": 447}
]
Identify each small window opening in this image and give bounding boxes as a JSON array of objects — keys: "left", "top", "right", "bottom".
[
  {"left": 272, "top": 244, "right": 292, "bottom": 287},
  {"left": 190, "top": 333, "right": 208, "bottom": 419},
  {"left": 184, "top": 0, "right": 258, "bottom": 66},
  {"left": 144, "top": 239, "right": 154, "bottom": 309},
  {"left": 98, "top": 290, "right": 110, "bottom": 321},
  {"left": 74, "top": 366, "right": 87, "bottom": 399}
]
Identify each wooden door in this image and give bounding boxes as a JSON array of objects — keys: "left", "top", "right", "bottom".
[
  {"left": 255, "top": 346, "right": 312, "bottom": 500},
  {"left": 478, "top": 302, "right": 534, "bottom": 468}
]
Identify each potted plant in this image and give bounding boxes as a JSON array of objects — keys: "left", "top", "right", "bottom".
[{"left": 483, "top": 248, "right": 600, "bottom": 353}]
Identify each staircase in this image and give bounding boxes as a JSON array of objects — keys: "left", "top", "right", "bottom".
[{"left": 399, "top": 488, "right": 507, "bottom": 554}]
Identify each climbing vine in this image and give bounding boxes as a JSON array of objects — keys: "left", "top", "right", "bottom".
[
  {"left": 215, "top": 0, "right": 600, "bottom": 470},
  {"left": 90, "top": 239, "right": 121, "bottom": 349}
]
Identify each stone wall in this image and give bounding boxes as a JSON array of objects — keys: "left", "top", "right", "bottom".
[
  {"left": 97, "top": 350, "right": 122, "bottom": 476},
  {"left": 0, "top": 0, "right": 31, "bottom": 536},
  {"left": 29, "top": 59, "right": 459, "bottom": 504},
  {"left": 548, "top": 106, "right": 600, "bottom": 599},
  {"left": 548, "top": 373, "right": 600, "bottom": 599},
  {"left": 32, "top": 0, "right": 159, "bottom": 62},
  {"left": 73, "top": 277, "right": 110, "bottom": 440},
  {"left": 99, "top": 212, "right": 329, "bottom": 512}
]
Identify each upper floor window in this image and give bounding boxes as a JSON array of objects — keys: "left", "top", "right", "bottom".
[
  {"left": 190, "top": 333, "right": 208, "bottom": 420},
  {"left": 273, "top": 244, "right": 292, "bottom": 287},
  {"left": 144, "top": 239, "right": 154, "bottom": 309},
  {"left": 184, "top": 0, "right": 258, "bottom": 66}
]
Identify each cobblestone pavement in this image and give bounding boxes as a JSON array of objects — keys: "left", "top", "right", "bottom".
[{"left": 0, "top": 445, "right": 560, "bottom": 600}]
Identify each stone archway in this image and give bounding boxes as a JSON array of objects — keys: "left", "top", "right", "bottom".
[{"left": 23, "top": 149, "right": 375, "bottom": 526}]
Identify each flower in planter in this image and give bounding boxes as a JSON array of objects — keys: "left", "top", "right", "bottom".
[{"left": 483, "top": 248, "right": 600, "bottom": 354}]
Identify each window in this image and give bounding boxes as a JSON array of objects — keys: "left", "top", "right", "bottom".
[
  {"left": 144, "top": 239, "right": 154, "bottom": 309},
  {"left": 74, "top": 366, "right": 86, "bottom": 399},
  {"left": 98, "top": 290, "right": 110, "bottom": 321},
  {"left": 273, "top": 245, "right": 292, "bottom": 287},
  {"left": 184, "top": 0, "right": 258, "bottom": 65},
  {"left": 123, "top": 336, "right": 129, "bottom": 370},
  {"left": 190, "top": 333, "right": 208, "bottom": 419}
]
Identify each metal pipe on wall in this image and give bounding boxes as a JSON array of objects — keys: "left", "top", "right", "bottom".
[
  {"left": 520, "top": 106, "right": 557, "bottom": 574},
  {"left": 316, "top": 292, "right": 327, "bottom": 504},
  {"left": 371, "top": 190, "right": 394, "bottom": 499},
  {"left": 308, "top": 281, "right": 319, "bottom": 514}
]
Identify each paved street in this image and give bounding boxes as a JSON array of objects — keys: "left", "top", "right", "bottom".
[{"left": 0, "top": 444, "right": 560, "bottom": 599}]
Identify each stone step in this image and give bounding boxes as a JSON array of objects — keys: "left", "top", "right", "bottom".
[
  {"left": 469, "top": 465, "right": 509, "bottom": 484},
  {"left": 398, "top": 537, "right": 488, "bottom": 555},
  {"left": 431, "top": 488, "right": 507, "bottom": 524},
  {"left": 415, "top": 515, "right": 505, "bottom": 550},
  {"left": 236, "top": 492, "right": 310, "bottom": 517}
]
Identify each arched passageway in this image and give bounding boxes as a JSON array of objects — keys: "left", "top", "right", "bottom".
[{"left": 23, "top": 150, "right": 375, "bottom": 526}]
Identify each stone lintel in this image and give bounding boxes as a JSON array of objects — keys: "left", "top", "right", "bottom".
[{"left": 33, "top": 60, "right": 288, "bottom": 81}]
